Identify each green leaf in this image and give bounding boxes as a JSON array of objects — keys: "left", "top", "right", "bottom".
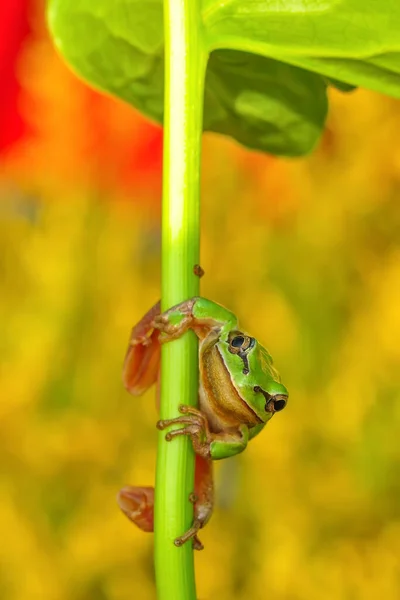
[
  {"left": 323, "top": 77, "right": 357, "bottom": 93},
  {"left": 204, "top": 51, "right": 327, "bottom": 155},
  {"left": 48, "top": 0, "right": 400, "bottom": 155},
  {"left": 204, "top": 0, "right": 400, "bottom": 98}
]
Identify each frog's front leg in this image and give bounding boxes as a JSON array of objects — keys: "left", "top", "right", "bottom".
[
  {"left": 157, "top": 405, "right": 250, "bottom": 460},
  {"left": 152, "top": 297, "right": 238, "bottom": 343}
]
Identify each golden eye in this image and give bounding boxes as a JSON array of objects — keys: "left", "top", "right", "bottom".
[{"left": 229, "top": 333, "right": 253, "bottom": 354}]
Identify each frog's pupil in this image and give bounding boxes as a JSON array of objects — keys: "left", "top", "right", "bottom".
[
  {"left": 273, "top": 399, "right": 286, "bottom": 412},
  {"left": 232, "top": 336, "right": 245, "bottom": 347}
]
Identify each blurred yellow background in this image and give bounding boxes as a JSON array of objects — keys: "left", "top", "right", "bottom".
[{"left": 1, "top": 2, "right": 399, "bottom": 599}]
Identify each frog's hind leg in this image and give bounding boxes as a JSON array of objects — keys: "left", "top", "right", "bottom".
[
  {"left": 123, "top": 301, "right": 161, "bottom": 396},
  {"left": 117, "top": 457, "right": 213, "bottom": 550},
  {"left": 174, "top": 456, "right": 214, "bottom": 550}
]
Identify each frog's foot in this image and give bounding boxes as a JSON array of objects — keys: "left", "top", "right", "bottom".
[
  {"left": 123, "top": 301, "right": 162, "bottom": 396},
  {"left": 157, "top": 405, "right": 211, "bottom": 459},
  {"left": 117, "top": 486, "right": 154, "bottom": 533},
  {"left": 151, "top": 313, "right": 193, "bottom": 342},
  {"left": 129, "top": 333, "right": 152, "bottom": 348},
  {"left": 151, "top": 299, "right": 197, "bottom": 342},
  {"left": 174, "top": 517, "right": 204, "bottom": 550},
  {"left": 193, "top": 535, "right": 204, "bottom": 551},
  {"left": 172, "top": 490, "right": 208, "bottom": 550}
]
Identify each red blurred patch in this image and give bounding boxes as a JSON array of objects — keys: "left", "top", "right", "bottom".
[
  {"left": 0, "top": 0, "right": 31, "bottom": 152},
  {"left": 125, "top": 121, "right": 163, "bottom": 196},
  {"left": 0, "top": 0, "right": 162, "bottom": 201},
  {"left": 80, "top": 87, "right": 163, "bottom": 197}
]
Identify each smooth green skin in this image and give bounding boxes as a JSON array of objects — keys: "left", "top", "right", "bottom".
[
  {"left": 166, "top": 297, "right": 288, "bottom": 459},
  {"left": 48, "top": 1, "right": 400, "bottom": 156}
]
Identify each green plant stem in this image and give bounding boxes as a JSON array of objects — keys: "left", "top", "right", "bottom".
[{"left": 155, "top": 1, "right": 207, "bottom": 598}]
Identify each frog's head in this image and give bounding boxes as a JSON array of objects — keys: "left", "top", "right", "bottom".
[{"left": 217, "top": 330, "right": 288, "bottom": 423}]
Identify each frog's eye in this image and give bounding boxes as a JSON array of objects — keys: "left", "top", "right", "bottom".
[{"left": 228, "top": 333, "right": 253, "bottom": 354}]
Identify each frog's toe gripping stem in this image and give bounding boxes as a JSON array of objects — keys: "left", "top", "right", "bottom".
[
  {"left": 193, "top": 535, "right": 204, "bottom": 551},
  {"left": 152, "top": 310, "right": 195, "bottom": 342},
  {"left": 174, "top": 518, "right": 204, "bottom": 550},
  {"left": 157, "top": 405, "right": 249, "bottom": 460},
  {"left": 157, "top": 405, "right": 212, "bottom": 459}
]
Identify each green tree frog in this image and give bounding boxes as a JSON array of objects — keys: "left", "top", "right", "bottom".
[{"left": 117, "top": 297, "right": 288, "bottom": 550}]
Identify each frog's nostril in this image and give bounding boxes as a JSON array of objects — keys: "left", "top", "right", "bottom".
[
  {"left": 254, "top": 386, "right": 288, "bottom": 413},
  {"left": 273, "top": 398, "right": 287, "bottom": 412}
]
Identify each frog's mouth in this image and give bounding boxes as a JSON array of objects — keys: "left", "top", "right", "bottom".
[{"left": 253, "top": 386, "right": 288, "bottom": 413}]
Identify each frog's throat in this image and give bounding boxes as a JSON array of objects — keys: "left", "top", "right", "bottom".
[{"left": 201, "top": 345, "right": 263, "bottom": 428}]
